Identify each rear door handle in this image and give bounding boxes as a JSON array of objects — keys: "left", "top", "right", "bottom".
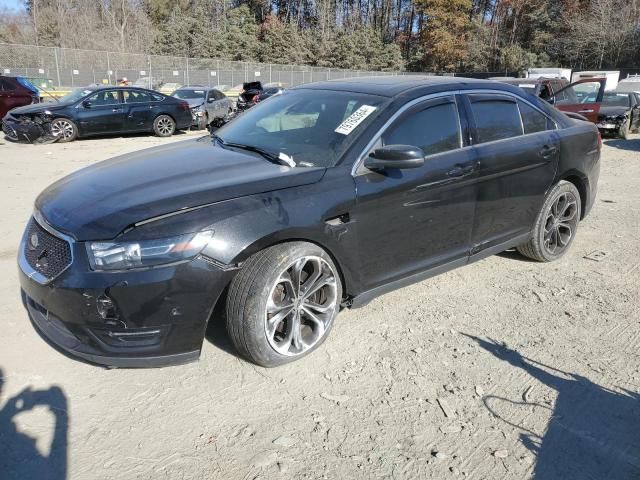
[
  {"left": 447, "top": 164, "right": 475, "bottom": 177},
  {"left": 112, "top": 108, "right": 122, "bottom": 112},
  {"left": 539, "top": 145, "right": 558, "bottom": 159}
]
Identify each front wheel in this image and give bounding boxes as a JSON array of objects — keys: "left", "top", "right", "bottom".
[
  {"left": 226, "top": 242, "right": 342, "bottom": 367},
  {"left": 153, "top": 115, "right": 175, "bottom": 137},
  {"left": 50, "top": 118, "right": 77, "bottom": 142},
  {"left": 517, "top": 181, "right": 581, "bottom": 262}
]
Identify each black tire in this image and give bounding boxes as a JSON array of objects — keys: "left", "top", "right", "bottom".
[
  {"left": 196, "top": 114, "right": 207, "bottom": 131},
  {"left": 50, "top": 118, "right": 77, "bottom": 142},
  {"left": 153, "top": 115, "right": 175, "bottom": 137},
  {"left": 517, "top": 181, "right": 581, "bottom": 262},
  {"left": 226, "top": 242, "right": 342, "bottom": 367},
  {"left": 619, "top": 118, "right": 631, "bottom": 140}
]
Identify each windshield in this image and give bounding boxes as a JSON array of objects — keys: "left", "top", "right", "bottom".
[
  {"left": 172, "top": 89, "right": 205, "bottom": 100},
  {"left": 59, "top": 88, "right": 95, "bottom": 103},
  {"left": 602, "top": 93, "right": 630, "bottom": 107},
  {"left": 215, "top": 89, "right": 386, "bottom": 167}
]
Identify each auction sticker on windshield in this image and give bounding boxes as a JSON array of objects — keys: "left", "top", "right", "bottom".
[{"left": 335, "top": 105, "right": 377, "bottom": 135}]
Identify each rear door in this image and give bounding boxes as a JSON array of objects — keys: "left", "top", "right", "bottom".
[
  {"left": 463, "top": 94, "right": 559, "bottom": 255},
  {"left": 121, "top": 89, "right": 157, "bottom": 132},
  {"left": 552, "top": 79, "right": 607, "bottom": 122},
  {"left": 75, "top": 89, "right": 124, "bottom": 135}
]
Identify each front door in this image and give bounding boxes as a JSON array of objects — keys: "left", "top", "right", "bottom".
[
  {"left": 463, "top": 94, "right": 559, "bottom": 253},
  {"left": 76, "top": 89, "right": 124, "bottom": 135},
  {"left": 352, "top": 96, "right": 478, "bottom": 291},
  {"left": 553, "top": 79, "right": 607, "bottom": 123}
]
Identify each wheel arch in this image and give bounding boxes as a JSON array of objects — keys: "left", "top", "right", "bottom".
[{"left": 557, "top": 170, "right": 589, "bottom": 219}]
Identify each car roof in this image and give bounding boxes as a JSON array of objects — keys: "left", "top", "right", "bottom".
[{"left": 294, "top": 75, "right": 523, "bottom": 97}]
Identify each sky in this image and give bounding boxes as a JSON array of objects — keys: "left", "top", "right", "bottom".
[{"left": 0, "top": 0, "right": 25, "bottom": 11}]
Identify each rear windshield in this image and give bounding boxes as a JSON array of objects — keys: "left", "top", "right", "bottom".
[
  {"left": 172, "top": 89, "right": 205, "bottom": 100},
  {"left": 602, "top": 93, "right": 630, "bottom": 107},
  {"left": 215, "top": 89, "right": 387, "bottom": 168}
]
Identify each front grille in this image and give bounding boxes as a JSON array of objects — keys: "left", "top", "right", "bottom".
[{"left": 23, "top": 217, "right": 72, "bottom": 281}]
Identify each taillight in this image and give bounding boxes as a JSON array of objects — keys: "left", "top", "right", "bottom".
[{"left": 178, "top": 101, "right": 190, "bottom": 111}]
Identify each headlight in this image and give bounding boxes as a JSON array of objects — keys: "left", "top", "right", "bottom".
[{"left": 88, "top": 231, "right": 213, "bottom": 271}]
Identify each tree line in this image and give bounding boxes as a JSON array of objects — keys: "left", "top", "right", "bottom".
[{"left": 1, "top": 0, "right": 639, "bottom": 73}]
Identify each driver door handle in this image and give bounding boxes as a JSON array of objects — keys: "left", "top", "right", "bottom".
[
  {"left": 539, "top": 145, "right": 558, "bottom": 159},
  {"left": 578, "top": 109, "right": 595, "bottom": 114}
]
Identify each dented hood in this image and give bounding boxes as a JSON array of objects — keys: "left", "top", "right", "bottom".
[{"left": 36, "top": 137, "right": 325, "bottom": 240}]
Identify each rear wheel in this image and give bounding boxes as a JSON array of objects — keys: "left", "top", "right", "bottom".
[
  {"left": 50, "top": 118, "right": 77, "bottom": 142},
  {"left": 226, "top": 242, "right": 342, "bottom": 367},
  {"left": 517, "top": 181, "right": 581, "bottom": 262},
  {"left": 153, "top": 115, "right": 175, "bottom": 137}
]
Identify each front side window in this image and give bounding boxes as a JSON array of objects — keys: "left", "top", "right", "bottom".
[
  {"left": 216, "top": 89, "right": 386, "bottom": 167},
  {"left": 382, "top": 100, "right": 461, "bottom": 156},
  {"left": 518, "top": 101, "right": 555, "bottom": 134},
  {"left": 555, "top": 81, "right": 602, "bottom": 105},
  {"left": 469, "top": 98, "right": 523, "bottom": 143}
]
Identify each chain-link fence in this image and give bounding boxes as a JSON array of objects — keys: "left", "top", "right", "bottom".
[{"left": 0, "top": 43, "right": 415, "bottom": 93}]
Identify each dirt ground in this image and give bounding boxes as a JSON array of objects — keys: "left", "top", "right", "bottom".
[{"left": 0, "top": 130, "right": 638, "bottom": 480}]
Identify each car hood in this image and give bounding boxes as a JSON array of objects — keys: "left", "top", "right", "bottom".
[
  {"left": 182, "top": 98, "right": 204, "bottom": 108},
  {"left": 9, "top": 102, "right": 72, "bottom": 115},
  {"left": 598, "top": 106, "right": 628, "bottom": 119},
  {"left": 36, "top": 137, "right": 326, "bottom": 240}
]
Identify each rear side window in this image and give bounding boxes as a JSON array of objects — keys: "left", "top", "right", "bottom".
[
  {"left": 469, "top": 98, "right": 523, "bottom": 143},
  {"left": 383, "top": 101, "right": 461, "bottom": 156},
  {"left": 124, "top": 90, "right": 152, "bottom": 103},
  {"left": 518, "top": 101, "right": 555, "bottom": 134}
]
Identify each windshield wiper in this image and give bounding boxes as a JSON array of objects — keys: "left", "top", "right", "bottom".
[{"left": 213, "top": 135, "right": 295, "bottom": 167}]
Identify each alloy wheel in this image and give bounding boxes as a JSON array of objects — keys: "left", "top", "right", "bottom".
[
  {"left": 157, "top": 117, "right": 174, "bottom": 135},
  {"left": 51, "top": 120, "right": 74, "bottom": 139},
  {"left": 543, "top": 192, "right": 578, "bottom": 255},
  {"left": 264, "top": 256, "right": 339, "bottom": 356}
]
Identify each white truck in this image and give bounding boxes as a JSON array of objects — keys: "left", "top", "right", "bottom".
[
  {"left": 527, "top": 68, "right": 572, "bottom": 81},
  {"left": 570, "top": 71, "right": 620, "bottom": 91}
]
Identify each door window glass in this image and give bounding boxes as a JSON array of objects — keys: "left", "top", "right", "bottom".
[
  {"left": 555, "top": 81, "right": 602, "bottom": 105},
  {"left": 469, "top": 99, "right": 523, "bottom": 143},
  {"left": 518, "top": 101, "right": 554, "bottom": 134},
  {"left": 382, "top": 101, "right": 461, "bottom": 156},
  {"left": 123, "top": 90, "right": 152, "bottom": 103},
  {"left": 87, "top": 90, "right": 120, "bottom": 105}
]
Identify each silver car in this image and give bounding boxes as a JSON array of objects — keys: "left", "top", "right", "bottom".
[{"left": 171, "top": 87, "right": 233, "bottom": 130}]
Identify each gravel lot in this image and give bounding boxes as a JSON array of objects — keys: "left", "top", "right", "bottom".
[{"left": 0, "top": 131, "right": 638, "bottom": 480}]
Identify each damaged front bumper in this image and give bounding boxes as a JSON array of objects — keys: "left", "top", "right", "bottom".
[
  {"left": 2, "top": 113, "right": 59, "bottom": 143},
  {"left": 18, "top": 215, "right": 236, "bottom": 368}
]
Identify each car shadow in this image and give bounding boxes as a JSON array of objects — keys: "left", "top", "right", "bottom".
[
  {"left": 0, "top": 368, "right": 69, "bottom": 480},
  {"left": 604, "top": 138, "right": 640, "bottom": 152},
  {"left": 464, "top": 335, "right": 640, "bottom": 479},
  {"left": 496, "top": 248, "right": 539, "bottom": 263}
]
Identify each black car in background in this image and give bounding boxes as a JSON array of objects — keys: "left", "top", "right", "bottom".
[
  {"left": 596, "top": 91, "right": 640, "bottom": 139},
  {"left": 236, "top": 81, "right": 263, "bottom": 112},
  {"left": 2, "top": 86, "right": 192, "bottom": 143},
  {"left": 257, "top": 86, "right": 285, "bottom": 102},
  {"left": 18, "top": 77, "right": 600, "bottom": 368}
]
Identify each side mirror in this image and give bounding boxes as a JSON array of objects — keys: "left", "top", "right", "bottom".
[
  {"left": 364, "top": 145, "right": 425, "bottom": 171},
  {"left": 82, "top": 100, "right": 92, "bottom": 108},
  {"left": 207, "top": 98, "right": 215, "bottom": 103}
]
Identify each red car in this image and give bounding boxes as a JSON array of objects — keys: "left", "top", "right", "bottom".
[
  {"left": 549, "top": 77, "right": 607, "bottom": 123},
  {"left": 0, "top": 75, "right": 39, "bottom": 121}
]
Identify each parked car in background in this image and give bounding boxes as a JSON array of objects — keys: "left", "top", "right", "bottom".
[
  {"left": 550, "top": 78, "right": 607, "bottom": 123},
  {"left": 0, "top": 75, "right": 40, "bottom": 121},
  {"left": 595, "top": 91, "right": 640, "bottom": 139},
  {"left": 171, "top": 86, "right": 233, "bottom": 129},
  {"left": 18, "top": 77, "right": 600, "bottom": 368},
  {"left": 159, "top": 82, "right": 182, "bottom": 95},
  {"left": 236, "top": 81, "right": 263, "bottom": 112},
  {"left": 257, "top": 86, "right": 285, "bottom": 102},
  {"left": 492, "top": 77, "right": 568, "bottom": 102},
  {"left": 3, "top": 86, "right": 191, "bottom": 142}
]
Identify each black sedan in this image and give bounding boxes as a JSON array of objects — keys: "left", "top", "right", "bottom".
[
  {"left": 596, "top": 91, "right": 640, "bottom": 139},
  {"left": 18, "top": 77, "right": 600, "bottom": 368},
  {"left": 2, "top": 86, "right": 192, "bottom": 143}
]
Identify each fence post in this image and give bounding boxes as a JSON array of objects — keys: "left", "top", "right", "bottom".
[
  {"left": 106, "top": 51, "right": 111, "bottom": 84},
  {"left": 185, "top": 56, "right": 189, "bottom": 85},
  {"left": 54, "top": 47, "right": 61, "bottom": 88}
]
